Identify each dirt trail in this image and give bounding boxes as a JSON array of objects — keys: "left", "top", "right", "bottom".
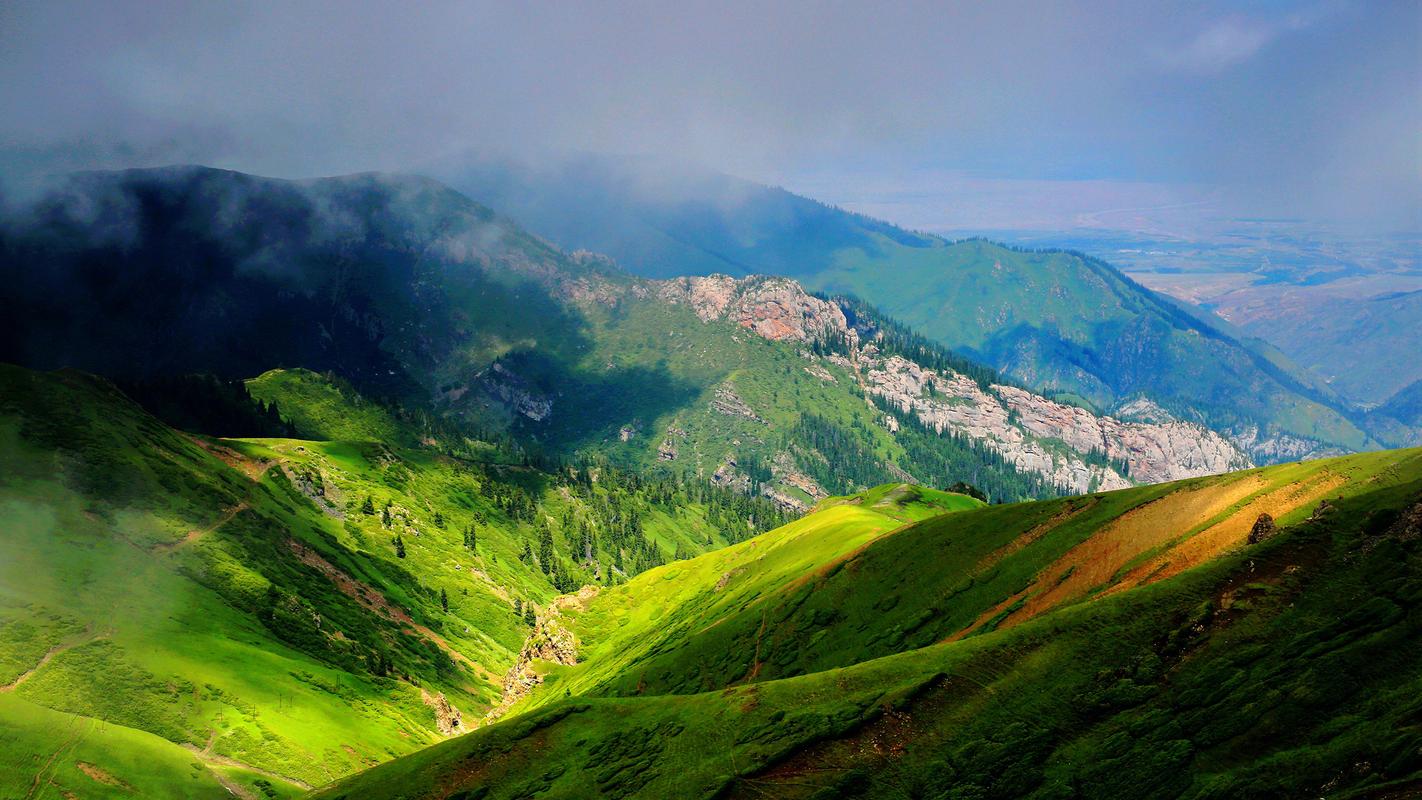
[
  {"left": 184, "top": 434, "right": 272, "bottom": 481},
  {"left": 2, "top": 628, "right": 108, "bottom": 693},
  {"left": 967, "top": 501, "right": 1096, "bottom": 580},
  {"left": 25, "top": 714, "right": 90, "bottom": 800},
  {"left": 942, "top": 588, "right": 1029, "bottom": 644},
  {"left": 285, "top": 539, "right": 499, "bottom": 685},
  {"left": 155, "top": 502, "right": 249, "bottom": 553},
  {"left": 180, "top": 744, "right": 316, "bottom": 792}
]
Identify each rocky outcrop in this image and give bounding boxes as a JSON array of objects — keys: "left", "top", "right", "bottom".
[
  {"left": 1228, "top": 426, "right": 1342, "bottom": 464},
  {"left": 659, "top": 275, "right": 852, "bottom": 344},
  {"left": 486, "top": 602, "right": 580, "bottom": 723},
  {"left": 859, "top": 354, "right": 1130, "bottom": 493},
  {"left": 420, "top": 690, "right": 463, "bottom": 736},
  {"left": 653, "top": 272, "right": 1253, "bottom": 495},
  {"left": 709, "top": 385, "right": 765, "bottom": 423},
  {"left": 1247, "top": 513, "right": 1278, "bottom": 544},
  {"left": 711, "top": 456, "right": 751, "bottom": 492},
  {"left": 995, "top": 386, "right": 1248, "bottom": 483},
  {"left": 480, "top": 362, "right": 552, "bottom": 421}
]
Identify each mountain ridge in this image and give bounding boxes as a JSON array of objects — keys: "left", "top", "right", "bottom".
[
  {"left": 440, "top": 157, "right": 1396, "bottom": 463},
  {"left": 0, "top": 165, "right": 1246, "bottom": 503}
]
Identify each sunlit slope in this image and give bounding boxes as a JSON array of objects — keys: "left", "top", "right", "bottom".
[
  {"left": 508, "top": 485, "right": 982, "bottom": 710},
  {"left": 314, "top": 449, "right": 1422, "bottom": 799},
  {"left": 0, "top": 365, "right": 765, "bottom": 798},
  {"left": 510, "top": 449, "right": 1418, "bottom": 706}
]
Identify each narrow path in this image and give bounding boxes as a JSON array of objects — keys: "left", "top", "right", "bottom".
[
  {"left": 180, "top": 744, "right": 316, "bottom": 791},
  {"left": 2, "top": 628, "right": 107, "bottom": 693},
  {"left": 25, "top": 714, "right": 90, "bottom": 800},
  {"left": 156, "top": 502, "right": 249, "bottom": 553}
]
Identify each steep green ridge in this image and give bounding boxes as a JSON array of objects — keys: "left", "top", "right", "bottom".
[
  {"left": 0, "top": 166, "right": 1062, "bottom": 504},
  {"left": 314, "top": 447, "right": 1422, "bottom": 799},
  {"left": 812, "top": 240, "right": 1370, "bottom": 453},
  {"left": 444, "top": 158, "right": 1385, "bottom": 461},
  {"left": 0, "top": 364, "right": 785, "bottom": 798}
]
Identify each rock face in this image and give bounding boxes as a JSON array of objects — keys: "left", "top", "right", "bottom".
[
  {"left": 487, "top": 602, "right": 580, "bottom": 723},
  {"left": 709, "top": 384, "right": 765, "bottom": 423},
  {"left": 420, "top": 690, "right": 463, "bottom": 736},
  {"left": 1228, "top": 426, "right": 1345, "bottom": 464},
  {"left": 995, "top": 386, "right": 1248, "bottom": 484},
  {"left": 1247, "top": 513, "right": 1278, "bottom": 544},
  {"left": 481, "top": 362, "right": 552, "bottom": 421},
  {"left": 654, "top": 272, "right": 1251, "bottom": 495},
  {"left": 659, "top": 275, "right": 852, "bottom": 344}
]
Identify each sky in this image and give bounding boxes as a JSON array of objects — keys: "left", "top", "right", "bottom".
[{"left": 1, "top": 0, "right": 1418, "bottom": 231}]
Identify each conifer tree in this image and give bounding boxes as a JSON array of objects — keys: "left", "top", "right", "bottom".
[{"left": 538, "top": 527, "right": 555, "bottom": 575}]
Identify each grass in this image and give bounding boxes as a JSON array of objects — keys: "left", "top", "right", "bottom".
[
  {"left": 0, "top": 364, "right": 791, "bottom": 797},
  {"left": 314, "top": 446, "right": 1422, "bottom": 799}
]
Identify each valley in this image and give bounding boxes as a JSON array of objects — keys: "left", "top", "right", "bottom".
[{"left": 2, "top": 6, "right": 1418, "bottom": 799}]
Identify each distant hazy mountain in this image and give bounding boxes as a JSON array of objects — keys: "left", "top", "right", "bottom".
[
  {"left": 3, "top": 166, "right": 1247, "bottom": 508},
  {"left": 442, "top": 156, "right": 1396, "bottom": 461}
]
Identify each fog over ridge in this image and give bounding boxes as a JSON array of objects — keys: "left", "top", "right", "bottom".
[{"left": 0, "top": 0, "right": 1417, "bottom": 231}]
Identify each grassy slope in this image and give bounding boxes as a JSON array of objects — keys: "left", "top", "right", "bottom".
[
  {"left": 0, "top": 365, "right": 776, "bottom": 799},
  {"left": 314, "top": 447, "right": 1422, "bottom": 799}
]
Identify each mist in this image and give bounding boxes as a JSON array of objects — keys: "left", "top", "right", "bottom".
[{"left": 1, "top": 0, "right": 1417, "bottom": 231}]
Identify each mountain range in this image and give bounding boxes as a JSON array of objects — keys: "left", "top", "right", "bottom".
[
  {"left": 0, "top": 166, "right": 1254, "bottom": 506},
  {"left": 0, "top": 164, "right": 1419, "bottom": 799},
  {"left": 3, "top": 359, "right": 1417, "bottom": 799},
  {"left": 444, "top": 156, "right": 1414, "bottom": 462}
]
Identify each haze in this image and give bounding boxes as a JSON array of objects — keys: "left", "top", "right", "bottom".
[{"left": 1, "top": 0, "right": 1418, "bottom": 231}]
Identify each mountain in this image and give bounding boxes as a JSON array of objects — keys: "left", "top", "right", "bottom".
[
  {"left": 1369, "top": 380, "right": 1422, "bottom": 447},
  {"left": 314, "top": 446, "right": 1422, "bottom": 799},
  {"left": 442, "top": 156, "right": 1391, "bottom": 462},
  {"left": 0, "top": 362, "right": 787, "bottom": 798},
  {"left": 0, "top": 166, "right": 1243, "bottom": 504}
]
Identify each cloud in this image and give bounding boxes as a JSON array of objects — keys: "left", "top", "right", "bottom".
[
  {"left": 0, "top": 0, "right": 1416, "bottom": 230},
  {"left": 1154, "top": 4, "right": 1333, "bottom": 74}
]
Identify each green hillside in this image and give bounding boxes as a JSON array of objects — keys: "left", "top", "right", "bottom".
[
  {"left": 0, "top": 364, "right": 786, "bottom": 798},
  {"left": 445, "top": 158, "right": 1388, "bottom": 461},
  {"left": 314, "top": 446, "right": 1422, "bottom": 799},
  {"left": 0, "top": 166, "right": 1073, "bottom": 505}
]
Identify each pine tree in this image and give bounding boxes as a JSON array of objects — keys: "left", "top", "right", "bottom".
[
  {"left": 514, "top": 598, "right": 523, "bottom": 617},
  {"left": 523, "top": 605, "right": 536, "bottom": 626},
  {"left": 361, "top": 495, "right": 376, "bottom": 515},
  {"left": 394, "top": 535, "right": 406, "bottom": 559},
  {"left": 538, "top": 527, "right": 555, "bottom": 575},
  {"left": 440, "top": 587, "right": 449, "bottom": 612},
  {"left": 434, "top": 511, "right": 446, "bottom": 529}
]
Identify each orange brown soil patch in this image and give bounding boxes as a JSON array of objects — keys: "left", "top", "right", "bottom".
[
  {"left": 1107, "top": 470, "right": 1347, "bottom": 594},
  {"left": 184, "top": 434, "right": 271, "bottom": 480},
  {"left": 74, "top": 761, "right": 126, "bottom": 788},
  {"left": 998, "top": 476, "right": 1266, "bottom": 631}
]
